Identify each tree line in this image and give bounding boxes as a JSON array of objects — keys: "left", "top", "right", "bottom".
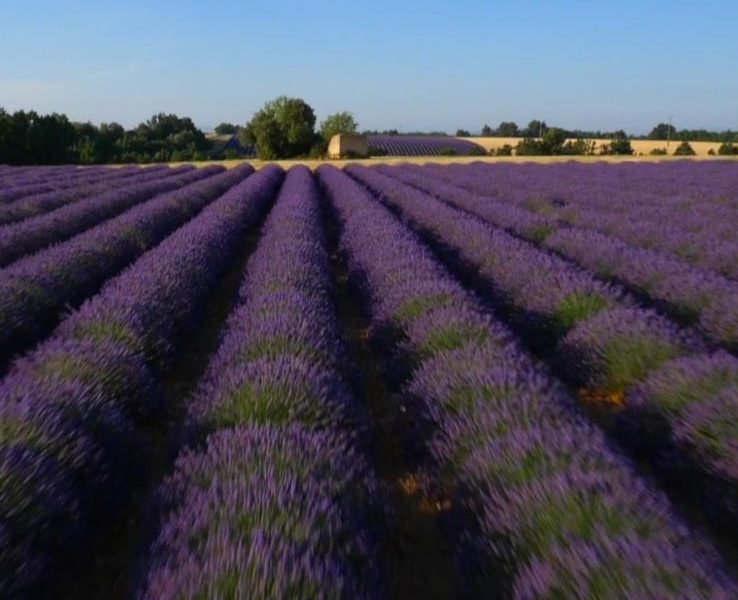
[
  {"left": 0, "top": 109, "right": 210, "bottom": 165},
  {"left": 459, "top": 119, "right": 738, "bottom": 143},
  {"left": 2, "top": 100, "right": 737, "bottom": 164}
]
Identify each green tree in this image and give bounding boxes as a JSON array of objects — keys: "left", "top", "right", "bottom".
[
  {"left": 673, "top": 141, "right": 696, "bottom": 156},
  {"left": 515, "top": 138, "right": 544, "bottom": 155},
  {"left": 648, "top": 122, "right": 677, "bottom": 140},
  {"left": 0, "top": 107, "right": 211, "bottom": 164},
  {"left": 522, "top": 120, "right": 548, "bottom": 137},
  {"left": 0, "top": 110, "right": 76, "bottom": 164},
  {"left": 244, "top": 114, "right": 283, "bottom": 160},
  {"left": 74, "top": 121, "right": 99, "bottom": 164},
  {"left": 481, "top": 123, "right": 493, "bottom": 136},
  {"left": 541, "top": 128, "right": 567, "bottom": 153},
  {"left": 129, "top": 113, "right": 208, "bottom": 162},
  {"left": 495, "top": 121, "right": 520, "bottom": 137},
  {"left": 241, "top": 96, "right": 317, "bottom": 159},
  {"left": 455, "top": 129, "right": 471, "bottom": 137},
  {"left": 601, "top": 130, "right": 633, "bottom": 155},
  {"left": 214, "top": 122, "right": 237, "bottom": 135},
  {"left": 320, "top": 111, "right": 358, "bottom": 141},
  {"left": 561, "top": 138, "right": 596, "bottom": 155},
  {"left": 0, "top": 108, "right": 10, "bottom": 164},
  {"left": 97, "top": 122, "right": 125, "bottom": 163},
  {"left": 718, "top": 142, "right": 738, "bottom": 155}
]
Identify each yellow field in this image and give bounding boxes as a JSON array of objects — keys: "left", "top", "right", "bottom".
[
  {"left": 166, "top": 135, "right": 734, "bottom": 171},
  {"left": 466, "top": 136, "right": 724, "bottom": 156}
]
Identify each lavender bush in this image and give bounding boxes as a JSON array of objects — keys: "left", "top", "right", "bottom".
[
  {"left": 319, "top": 164, "right": 735, "bottom": 599},
  {"left": 0, "top": 166, "right": 283, "bottom": 596},
  {"left": 139, "top": 166, "right": 380, "bottom": 598},
  {"left": 0, "top": 165, "right": 254, "bottom": 367}
]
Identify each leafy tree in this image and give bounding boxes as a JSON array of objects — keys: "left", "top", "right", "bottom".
[
  {"left": 241, "top": 96, "right": 317, "bottom": 159},
  {"left": 481, "top": 123, "right": 493, "bottom": 136},
  {"left": 718, "top": 142, "right": 738, "bottom": 155},
  {"left": 214, "top": 122, "right": 237, "bottom": 135},
  {"left": 74, "top": 122, "right": 99, "bottom": 164},
  {"left": 648, "top": 122, "right": 677, "bottom": 140},
  {"left": 0, "top": 110, "right": 76, "bottom": 164},
  {"left": 495, "top": 121, "right": 520, "bottom": 137},
  {"left": 309, "top": 137, "right": 329, "bottom": 158},
  {"left": 514, "top": 129, "right": 595, "bottom": 156},
  {"left": 320, "top": 111, "right": 358, "bottom": 141},
  {"left": 673, "top": 141, "right": 696, "bottom": 156},
  {"left": 0, "top": 108, "right": 10, "bottom": 164},
  {"left": 601, "top": 130, "right": 633, "bottom": 155},
  {"left": 515, "top": 138, "right": 544, "bottom": 155},
  {"left": 541, "top": 128, "right": 567, "bottom": 152},
  {"left": 123, "top": 113, "right": 208, "bottom": 162},
  {"left": 494, "top": 144, "right": 514, "bottom": 156},
  {"left": 677, "top": 129, "right": 738, "bottom": 142},
  {"left": 522, "top": 120, "right": 548, "bottom": 137},
  {"left": 561, "top": 138, "right": 596, "bottom": 155},
  {"left": 243, "top": 114, "right": 284, "bottom": 160},
  {"left": 455, "top": 129, "right": 471, "bottom": 137},
  {"left": 97, "top": 122, "right": 125, "bottom": 163},
  {"left": 0, "top": 107, "right": 208, "bottom": 164}
]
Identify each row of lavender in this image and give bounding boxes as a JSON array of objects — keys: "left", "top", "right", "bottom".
[
  {"left": 0, "top": 167, "right": 282, "bottom": 596},
  {"left": 349, "top": 165, "right": 738, "bottom": 534},
  {"left": 430, "top": 161, "right": 738, "bottom": 280},
  {"left": 319, "top": 165, "right": 734, "bottom": 598},
  {"left": 382, "top": 163, "right": 738, "bottom": 351},
  {"left": 0, "top": 165, "right": 221, "bottom": 267},
  {"left": 432, "top": 161, "right": 738, "bottom": 231},
  {"left": 139, "top": 166, "right": 380, "bottom": 598},
  {"left": 0, "top": 165, "right": 136, "bottom": 210},
  {"left": 0, "top": 165, "right": 169, "bottom": 226},
  {"left": 0, "top": 165, "right": 119, "bottom": 202},
  {"left": 0, "top": 165, "right": 252, "bottom": 368},
  {"left": 379, "top": 164, "right": 738, "bottom": 490}
]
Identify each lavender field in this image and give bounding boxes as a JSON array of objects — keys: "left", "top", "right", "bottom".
[
  {"left": 2, "top": 160, "right": 738, "bottom": 599},
  {"left": 366, "top": 135, "right": 485, "bottom": 156}
]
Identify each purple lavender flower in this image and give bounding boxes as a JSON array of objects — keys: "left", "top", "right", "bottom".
[
  {"left": 0, "top": 165, "right": 166, "bottom": 225},
  {"left": 0, "top": 166, "right": 284, "bottom": 595},
  {"left": 318, "top": 164, "right": 736, "bottom": 598},
  {"left": 140, "top": 425, "right": 378, "bottom": 600},
  {"left": 0, "top": 165, "right": 217, "bottom": 267},
  {"left": 138, "top": 166, "right": 380, "bottom": 598},
  {"left": 0, "top": 165, "right": 254, "bottom": 366},
  {"left": 558, "top": 307, "right": 698, "bottom": 392}
]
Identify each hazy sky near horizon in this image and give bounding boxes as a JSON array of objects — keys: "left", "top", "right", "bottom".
[{"left": 1, "top": 1, "right": 736, "bottom": 134}]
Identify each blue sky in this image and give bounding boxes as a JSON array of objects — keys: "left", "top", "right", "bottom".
[{"left": 1, "top": 1, "right": 736, "bottom": 134}]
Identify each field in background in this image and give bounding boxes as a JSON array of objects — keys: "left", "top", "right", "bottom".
[
  {"left": 204, "top": 134, "right": 725, "bottom": 166},
  {"left": 466, "top": 136, "right": 724, "bottom": 156}
]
